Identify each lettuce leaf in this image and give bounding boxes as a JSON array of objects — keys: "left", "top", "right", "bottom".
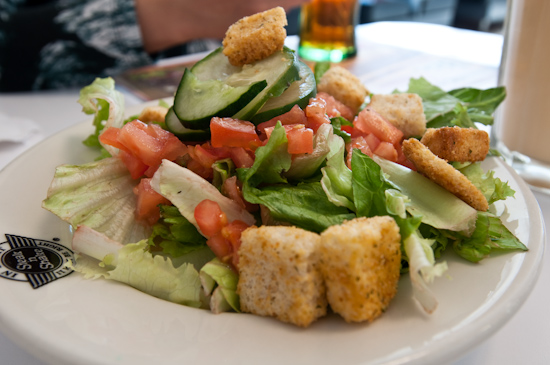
[
  {"left": 200, "top": 258, "right": 240, "bottom": 313},
  {"left": 78, "top": 77, "right": 126, "bottom": 156},
  {"left": 41, "top": 157, "right": 150, "bottom": 244},
  {"left": 453, "top": 212, "right": 528, "bottom": 262},
  {"left": 238, "top": 122, "right": 292, "bottom": 187},
  {"left": 453, "top": 162, "right": 515, "bottom": 205},
  {"left": 72, "top": 240, "right": 204, "bottom": 308},
  {"left": 243, "top": 182, "right": 355, "bottom": 233},
  {"left": 403, "top": 77, "right": 505, "bottom": 128}
]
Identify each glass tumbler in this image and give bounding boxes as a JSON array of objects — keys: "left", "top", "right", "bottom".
[
  {"left": 298, "top": 0, "right": 359, "bottom": 62},
  {"left": 492, "top": 0, "right": 550, "bottom": 193}
]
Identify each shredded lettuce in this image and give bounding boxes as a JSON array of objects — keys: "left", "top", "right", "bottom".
[
  {"left": 78, "top": 77, "right": 126, "bottom": 156},
  {"left": 453, "top": 162, "right": 515, "bottom": 205},
  {"left": 41, "top": 157, "right": 150, "bottom": 244},
  {"left": 200, "top": 259, "right": 240, "bottom": 313}
]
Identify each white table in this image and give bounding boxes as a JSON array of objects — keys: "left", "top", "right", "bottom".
[{"left": 0, "top": 22, "right": 548, "bottom": 364}]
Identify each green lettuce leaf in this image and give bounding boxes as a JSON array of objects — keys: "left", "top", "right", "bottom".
[
  {"left": 238, "top": 122, "right": 292, "bottom": 187},
  {"left": 200, "top": 258, "right": 240, "bottom": 313},
  {"left": 243, "top": 182, "right": 355, "bottom": 233},
  {"left": 453, "top": 212, "right": 528, "bottom": 262},
  {"left": 78, "top": 77, "right": 126, "bottom": 156},
  {"left": 403, "top": 77, "right": 505, "bottom": 128},
  {"left": 453, "top": 162, "right": 515, "bottom": 205},
  {"left": 73, "top": 240, "right": 204, "bottom": 308}
]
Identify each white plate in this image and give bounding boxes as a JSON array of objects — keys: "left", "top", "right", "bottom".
[{"left": 0, "top": 116, "right": 545, "bottom": 365}]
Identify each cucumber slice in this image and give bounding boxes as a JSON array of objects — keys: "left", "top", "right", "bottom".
[
  {"left": 165, "top": 107, "right": 210, "bottom": 142},
  {"left": 232, "top": 48, "right": 300, "bottom": 121},
  {"left": 191, "top": 47, "right": 241, "bottom": 81},
  {"left": 250, "top": 60, "right": 317, "bottom": 124},
  {"left": 173, "top": 68, "right": 267, "bottom": 129}
]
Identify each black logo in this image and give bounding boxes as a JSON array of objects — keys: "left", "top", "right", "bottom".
[{"left": 0, "top": 234, "right": 74, "bottom": 289}]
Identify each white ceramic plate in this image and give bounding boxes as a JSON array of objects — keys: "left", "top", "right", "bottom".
[{"left": 0, "top": 115, "right": 545, "bottom": 365}]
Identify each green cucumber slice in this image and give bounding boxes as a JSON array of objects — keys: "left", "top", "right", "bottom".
[
  {"left": 232, "top": 47, "right": 300, "bottom": 121},
  {"left": 165, "top": 107, "right": 210, "bottom": 142},
  {"left": 250, "top": 60, "right": 317, "bottom": 124},
  {"left": 191, "top": 47, "right": 241, "bottom": 81},
  {"left": 173, "top": 68, "right": 267, "bottom": 129}
]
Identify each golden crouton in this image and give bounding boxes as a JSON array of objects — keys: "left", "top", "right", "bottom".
[
  {"left": 222, "top": 7, "right": 288, "bottom": 66},
  {"left": 138, "top": 105, "right": 168, "bottom": 123},
  {"left": 420, "top": 126, "right": 490, "bottom": 162},
  {"left": 237, "top": 226, "right": 327, "bottom": 327},
  {"left": 402, "top": 138, "right": 489, "bottom": 211},
  {"left": 319, "top": 216, "right": 401, "bottom": 323},
  {"left": 317, "top": 65, "right": 369, "bottom": 114},
  {"left": 368, "top": 93, "right": 426, "bottom": 138}
]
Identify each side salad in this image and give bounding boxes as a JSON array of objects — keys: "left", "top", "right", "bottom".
[{"left": 42, "top": 48, "right": 526, "bottom": 318}]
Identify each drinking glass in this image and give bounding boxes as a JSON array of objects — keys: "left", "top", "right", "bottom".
[
  {"left": 298, "top": 0, "right": 359, "bottom": 62},
  {"left": 492, "top": 0, "right": 550, "bottom": 193}
]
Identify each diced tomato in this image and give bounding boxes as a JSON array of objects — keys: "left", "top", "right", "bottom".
[
  {"left": 341, "top": 125, "right": 354, "bottom": 134},
  {"left": 194, "top": 199, "right": 228, "bottom": 237},
  {"left": 317, "top": 92, "right": 355, "bottom": 121},
  {"left": 264, "top": 124, "right": 314, "bottom": 155},
  {"left": 374, "top": 141, "right": 398, "bottom": 162},
  {"left": 287, "top": 125, "right": 314, "bottom": 154},
  {"left": 133, "top": 178, "right": 170, "bottom": 225},
  {"left": 346, "top": 136, "right": 373, "bottom": 168},
  {"left": 256, "top": 105, "right": 308, "bottom": 138},
  {"left": 305, "top": 97, "right": 331, "bottom": 132},
  {"left": 365, "top": 133, "right": 381, "bottom": 152},
  {"left": 210, "top": 117, "right": 261, "bottom": 149},
  {"left": 395, "top": 142, "right": 416, "bottom": 170},
  {"left": 194, "top": 199, "right": 251, "bottom": 270},
  {"left": 206, "top": 232, "right": 233, "bottom": 262},
  {"left": 119, "top": 150, "right": 148, "bottom": 179},
  {"left": 191, "top": 144, "right": 218, "bottom": 169},
  {"left": 353, "top": 108, "right": 404, "bottom": 146},
  {"left": 99, "top": 127, "right": 127, "bottom": 151},
  {"left": 100, "top": 120, "right": 187, "bottom": 179},
  {"left": 221, "top": 220, "right": 250, "bottom": 268},
  {"left": 229, "top": 147, "right": 255, "bottom": 168},
  {"left": 222, "top": 175, "right": 258, "bottom": 212}
]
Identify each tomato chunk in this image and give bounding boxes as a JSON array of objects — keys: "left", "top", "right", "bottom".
[
  {"left": 256, "top": 105, "right": 308, "bottom": 138},
  {"left": 305, "top": 97, "right": 331, "bottom": 132},
  {"left": 210, "top": 117, "right": 261, "bottom": 149},
  {"left": 353, "top": 108, "right": 404, "bottom": 146},
  {"left": 264, "top": 124, "right": 314, "bottom": 155},
  {"left": 194, "top": 199, "right": 228, "bottom": 237},
  {"left": 100, "top": 120, "right": 187, "bottom": 179},
  {"left": 374, "top": 141, "right": 398, "bottom": 162},
  {"left": 317, "top": 92, "right": 355, "bottom": 121},
  {"left": 133, "top": 178, "right": 170, "bottom": 225}
]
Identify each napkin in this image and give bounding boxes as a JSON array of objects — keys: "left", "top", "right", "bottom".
[{"left": 0, "top": 112, "right": 42, "bottom": 143}]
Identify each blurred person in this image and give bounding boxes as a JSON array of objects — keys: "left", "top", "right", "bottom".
[{"left": 0, "top": 0, "right": 306, "bottom": 92}]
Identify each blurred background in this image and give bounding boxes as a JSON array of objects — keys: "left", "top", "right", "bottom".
[{"left": 286, "top": 0, "right": 507, "bottom": 35}]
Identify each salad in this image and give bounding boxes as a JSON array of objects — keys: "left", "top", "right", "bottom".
[{"left": 41, "top": 44, "right": 526, "bottom": 325}]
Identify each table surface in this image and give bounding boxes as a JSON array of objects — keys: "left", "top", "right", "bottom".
[{"left": 0, "top": 21, "right": 548, "bottom": 365}]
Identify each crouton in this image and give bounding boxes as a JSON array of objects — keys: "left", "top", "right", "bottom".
[
  {"left": 237, "top": 226, "right": 327, "bottom": 327},
  {"left": 319, "top": 216, "right": 401, "bottom": 323},
  {"left": 317, "top": 65, "right": 369, "bottom": 114},
  {"left": 420, "top": 126, "right": 490, "bottom": 162},
  {"left": 222, "top": 7, "right": 288, "bottom": 66},
  {"left": 402, "top": 138, "right": 489, "bottom": 211},
  {"left": 368, "top": 93, "right": 426, "bottom": 138},
  {"left": 138, "top": 105, "right": 168, "bottom": 123}
]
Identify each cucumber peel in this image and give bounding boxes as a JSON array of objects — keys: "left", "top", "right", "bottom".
[
  {"left": 165, "top": 107, "right": 210, "bottom": 142},
  {"left": 173, "top": 68, "right": 267, "bottom": 129},
  {"left": 251, "top": 60, "right": 317, "bottom": 124}
]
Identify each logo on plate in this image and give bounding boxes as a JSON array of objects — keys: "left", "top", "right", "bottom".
[{"left": 0, "top": 234, "right": 74, "bottom": 288}]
